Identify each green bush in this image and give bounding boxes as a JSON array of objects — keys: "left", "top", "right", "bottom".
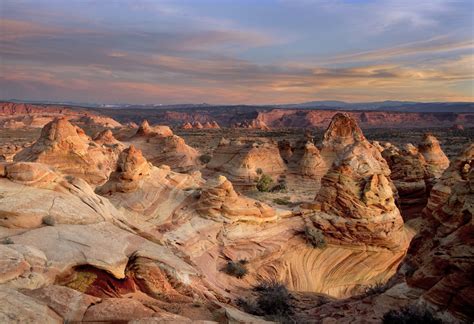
[
  {"left": 256, "top": 174, "right": 274, "bottom": 192},
  {"left": 304, "top": 225, "right": 327, "bottom": 248},
  {"left": 223, "top": 260, "right": 249, "bottom": 279},
  {"left": 383, "top": 305, "right": 442, "bottom": 324},
  {"left": 199, "top": 154, "right": 212, "bottom": 164}
]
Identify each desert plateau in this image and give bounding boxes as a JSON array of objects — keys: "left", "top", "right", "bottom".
[
  {"left": 1, "top": 0, "right": 473, "bottom": 323},
  {"left": 0, "top": 100, "right": 472, "bottom": 323}
]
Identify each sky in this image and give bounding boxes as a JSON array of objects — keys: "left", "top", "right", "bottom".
[{"left": 1, "top": 0, "right": 473, "bottom": 104}]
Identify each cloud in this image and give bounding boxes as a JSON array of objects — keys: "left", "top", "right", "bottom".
[
  {"left": 326, "top": 37, "right": 474, "bottom": 64},
  {"left": 1, "top": 1, "right": 473, "bottom": 103}
]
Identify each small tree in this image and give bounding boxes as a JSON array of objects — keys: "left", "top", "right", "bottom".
[{"left": 256, "top": 174, "right": 273, "bottom": 192}]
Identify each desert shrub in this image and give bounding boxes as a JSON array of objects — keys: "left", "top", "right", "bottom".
[
  {"left": 223, "top": 260, "right": 248, "bottom": 279},
  {"left": 42, "top": 215, "right": 56, "bottom": 226},
  {"left": 382, "top": 305, "right": 442, "bottom": 324},
  {"left": 1, "top": 237, "right": 14, "bottom": 244},
  {"left": 199, "top": 154, "right": 212, "bottom": 164},
  {"left": 254, "top": 280, "right": 293, "bottom": 318},
  {"left": 273, "top": 197, "right": 291, "bottom": 206},
  {"left": 256, "top": 174, "right": 274, "bottom": 192},
  {"left": 256, "top": 168, "right": 263, "bottom": 175},
  {"left": 304, "top": 225, "right": 327, "bottom": 248},
  {"left": 363, "top": 281, "right": 389, "bottom": 296},
  {"left": 237, "top": 280, "right": 294, "bottom": 322}
]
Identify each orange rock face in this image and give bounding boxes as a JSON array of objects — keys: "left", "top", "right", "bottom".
[
  {"left": 402, "top": 144, "right": 473, "bottom": 322},
  {"left": 206, "top": 138, "right": 286, "bottom": 185},
  {"left": 13, "top": 118, "right": 119, "bottom": 185},
  {"left": 382, "top": 144, "right": 428, "bottom": 207},
  {"left": 196, "top": 175, "right": 276, "bottom": 223},
  {"left": 127, "top": 120, "right": 200, "bottom": 172},
  {"left": 418, "top": 134, "right": 450, "bottom": 178},
  {"left": 309, "top": 114, "right": 406, "bottom": 250}
]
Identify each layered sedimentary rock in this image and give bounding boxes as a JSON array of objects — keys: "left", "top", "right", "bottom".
[
  {"left": 401, "top": 143, "right": 473, "bottom": 322},
  {"left": 0, "top": 102, "right": 121, "bottom": 129},
  {"left": 254, "top": 108, "right": 474, "bottom": 128},
  {"left": 382, "top": 144, "right": 428, "bottom": 207},
  {"left": 196, "top": 175, "right": 276, "bottom": 223},
  {"left": 127, "top": 120, "right": 200, "bottom": 172},
  {"left": 206, "top": 138, "right": 286, "bottom": 185},
  {"left": 418, "top": 134, "right": 450, "bottom": 179},
  {"left": 97, "top": 146, "right": 202, "bottom": 222},
  {"left": 93, "top": 129, "right": 123, "bottom": 148},
  {"left": 319, "top": 113, "right": 366, "bottom": 168},
  {"left": 0, "top": 162, "right": 124, "bottom": 229},
  {"left": 13, "top": 118, "right": 120, "bottom": 185},
  {"left": 181, "top": 121, "right": 220, "bottom": 129},
  {"left": 298, "top": 141, "right": 326, "bottom": 179},
  {"left": 308, "top": 115, "right": 406, "bottom": 250}
]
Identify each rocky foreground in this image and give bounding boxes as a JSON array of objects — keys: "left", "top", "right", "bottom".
[{"left": 0, "top": 111, "right": 472, "bottom": 323}]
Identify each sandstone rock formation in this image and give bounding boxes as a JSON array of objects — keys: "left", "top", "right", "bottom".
[
  {"left": 401, "top": 143, "right": 473, "bottom": 322},
  {"left": 127, "top": 120, "right": 200, "bottom": 172},
  {"left": 181, "top": 122, "right": 193, "bottom": 129},
  {"left": 204, "top": 121, "right": 220, "bottom": 129},
  {"left": 319, "top": 113, "right": 366, "bottom": 169},
  {"left": 97, "top": 146, "right": 202, "bottom": 223},
  {"left": 382, "top": 144, "right": 428, "bottom": 208},
  {"left": 418, "top": 134, "right": 450, "bottom": 178},
  {"left": 233, "top": 119, "right": 270, "bottom": 130},
  {"left": 0, "top": 162, "right": 125, "bottom": 229},
  {"left": 181, "top": 121, "right": 220, "bottom": 129},
  {"left": 0, "top": 102, "right": 121, "bottom": 129},
  {"left": 13, "top": 118, "right": 119, "bottom": 185},
  {"left": 93, "top": 129, "right": 123, "bottom": 148},
  {"left": 308, "top": 115, "right": 406, "bottom": 250},
  {"left": 71, "top": 115, "right": 122, "bottom": 128},
  {"left": 196, "top": 175, "right": 276, "bottom": 223},
  {"left": 206, "top": 138, "right": 286, "bottom": 186},
  {"left": 254, "top": 108, "right": 474, "bottom": 128},
  {"left": 298, "top": 141, "right": 326, "bottom": 179}
]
